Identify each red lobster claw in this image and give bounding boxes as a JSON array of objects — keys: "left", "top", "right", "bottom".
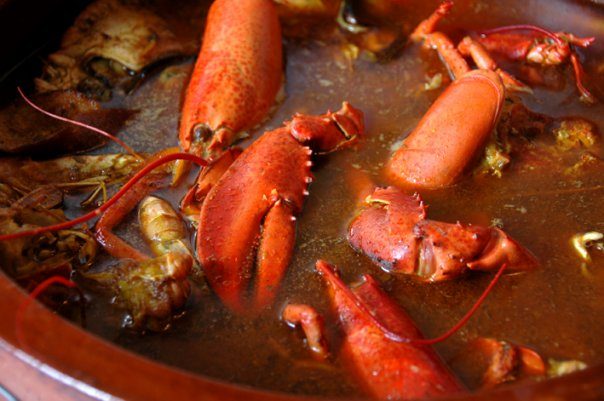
[
  {"left": 348, "top": 187, "right": 538, "bottom": 281},
  {"left": 387, "top": 69, "right": 505, "bottom": 189},
  {"left": 198, "top": 103, "right": 364, "bottom": 313},
  {"left": 316, "top": 260, "right": 464, "bottom": 399},
  {"left": 178, "top": 0, "right": 283, "bottom": 169}
]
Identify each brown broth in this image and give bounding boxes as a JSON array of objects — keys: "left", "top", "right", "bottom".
[{"left": 17, "top": 0, "right": 604, "bottom": 398}]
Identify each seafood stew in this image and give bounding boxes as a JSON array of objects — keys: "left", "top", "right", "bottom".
[{"left": 0, "top": 0, "right": 603, "bottom": 399}]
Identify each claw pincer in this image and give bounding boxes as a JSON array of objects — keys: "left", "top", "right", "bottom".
[
  {"left": 348, "top": 187, "right": 538, "bottom": 281},
  {"left": 197, "top": 103, "right": 364, "bottom": 313}
]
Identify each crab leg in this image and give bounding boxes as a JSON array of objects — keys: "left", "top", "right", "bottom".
[{"left": 316, "top": 260, "right": 464, "bottom": 399}]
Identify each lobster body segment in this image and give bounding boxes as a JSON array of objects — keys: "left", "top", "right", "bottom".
[
  {"left": 179, "top": 0, "right": 283, "bottom": 159},
  {"left": 348, "top": 187, "right": 538, "bottom": 281},
  {"left": 387, "top": 69, "right": 504, "bottom": 189},
  {"left": 197, "top": 103, "right": 364, "bottom": 313},
  {"left": 317, "top": 260, "right": 464, "bottom": 400}
]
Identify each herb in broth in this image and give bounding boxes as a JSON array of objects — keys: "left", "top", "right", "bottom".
[{"left": 1, "top": 0, "right": 603, "bottom": 398}]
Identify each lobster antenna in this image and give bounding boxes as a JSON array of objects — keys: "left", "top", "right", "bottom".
[
  {"left": 0, "top": 151, "right": 207, "bottom": 242},
  {"left": 409, "top": 263, "right": 507, "bottom": 345},
  {"left": 17, "top": 87, "right": 142, "bottom": 159},
  {"left": 318, "top": 261, "right": 507, "bottom": 345},
  {"left": 15, "top": 275, "right": 79, "bottom": 349},
  {"left": 570, "top": 53, "right": 596, "bottom": 104},
  {"left": 480, "top": 24, "right": 564, "bottom": 46}
]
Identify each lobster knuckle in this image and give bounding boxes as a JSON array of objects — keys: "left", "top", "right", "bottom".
[{"left": 288, "top": 102, "right": 364, "bottom": 152}]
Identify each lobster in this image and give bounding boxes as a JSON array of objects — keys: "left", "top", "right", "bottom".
[
  {"left": 475, "top": 25, "right": 596, "bottom": 103},
  {"left": 386, "top": 1, "right": 514, "bottom": 189},
  {"left": 177, "top": 0, "right": 397, "bottom": 171},
  {"left": 348, "top": 187, "right": 538, "bottom": 281},
  {"left": 177, "top": 0, "right": 283, "bottom": 177},
  {"left": 285, "top": 260, "right": 465, "bottom": 400},
  {"left": 386, "top": 1, "right": 595, "bottom": 189},
  {"left": 193, "top": 103, "right": 364, "bottom": 313}
]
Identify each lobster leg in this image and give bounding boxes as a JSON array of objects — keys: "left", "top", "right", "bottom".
[
  {"left": 418, "top": 4, "right": 529, "bottom": 91},
  {"left": 457, "top": 36, "right": 530, "bottom": 92},
  {"left": 424, "top": 32, "right": 471, "bottom": 79},
  {"left": 569, "top": 53, "right": 596, "bottom": 104},
  {"left": 181, "top": 148, "right": 241, "bottom": 224},
  {"left": 282, "top": 303, "right": 329, "bottom": 361},
  {"left": 95, "top": 150, "right": 186, "bottom": 262},
  {"left": 316, "top": 260, "right": 464, "bottom": 400},
  {"left": 410, "top": 0, "right": 453, "bottom": 43},
  {"left": 411, "top": 1, "right": 470, "bottom": 79}
]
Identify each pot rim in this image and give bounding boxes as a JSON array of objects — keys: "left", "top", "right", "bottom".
[{"left": 1, "top": 271, "right": 603, "bottom": 401}]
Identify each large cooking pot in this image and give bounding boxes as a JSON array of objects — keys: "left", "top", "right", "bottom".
[{"left": 0, "top": 0, "right": 603, "bottom": 400}]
